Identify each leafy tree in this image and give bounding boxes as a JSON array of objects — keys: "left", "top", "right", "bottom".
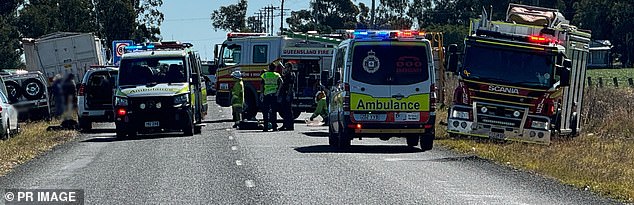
[
  {"left": 17, "top": 1, "right": 61, "bottom": 38},
  {"left": 94, "top": 0, "right": 136, "bottom": 48},
  {"left": 210, "top": 0, "right": 247, "bottom": 32},
  {"left": 131, "top": 0, "right": 164, "bottom": 42},
  {"left": 0, "top": 2, "right": 22, "bottom": 69}
]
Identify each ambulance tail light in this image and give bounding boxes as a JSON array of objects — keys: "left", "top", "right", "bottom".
[{"left": 343, "top": 83, "right": 351, "bottom": 110}]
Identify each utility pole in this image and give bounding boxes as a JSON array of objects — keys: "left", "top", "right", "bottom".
[
  {"left": 280, "top": 0, "right": 285, "bottom": 33},
  {"left": 370, "top": 0, "right": 375, "bottom": 29}
]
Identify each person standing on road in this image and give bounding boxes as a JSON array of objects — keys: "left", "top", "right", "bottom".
[
  {"left": 51, "top": 74, "right": 65, "bottom": 118},
  {"left": 260, "top": 62, "right": 283, "bottom": 132},
  {"left": 230, "top": 71, "right": 244, "bottom": 128},
  {"left": 278, "top": 63, "right": 296, "bottom": 131},
  {"left": 62, "top": 73, "right": 77, "bottom": 113},
  {"left": 309, "top": 91, "right": 328, "bottom": 124}
]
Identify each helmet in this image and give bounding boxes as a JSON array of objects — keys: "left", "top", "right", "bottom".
[{"left": 231, "top": 71, "right": 242, "bottom": 79}]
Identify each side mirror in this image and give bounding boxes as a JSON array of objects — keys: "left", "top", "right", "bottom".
[
  {"left": 320, "top": 70, "right": 330, "bottom": 86},
  {"left": 559, "top": 59, "right": 572, "bottom": 87},
  {"left": 334, "top": 71, "right": 341, "bottom": 84},
  {"left": 446, "top": 44, "right": 459, "bottom": 73}
]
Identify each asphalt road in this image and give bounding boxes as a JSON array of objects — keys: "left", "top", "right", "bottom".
[{"left": 0, "top": 97, "right": 621, "bottom": 204}]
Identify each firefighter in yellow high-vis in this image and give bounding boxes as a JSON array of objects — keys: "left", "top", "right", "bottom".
[
  {"left": 260, "top": 62, "right": 283, "bottom": 132},
  {"left": 231, "top": 71, "right": 244, "bottom": 128}
]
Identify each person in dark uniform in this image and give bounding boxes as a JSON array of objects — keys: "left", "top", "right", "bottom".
[
  {"left": 260, "top": 62, "right": 283, "bottom": 132},
  {"left": 278, "top": 63, "right": 296, "bottom": 131}
]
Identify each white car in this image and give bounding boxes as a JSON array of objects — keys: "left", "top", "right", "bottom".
[
  {"left": 77, "top": 66, "right": 118, "bottom": 131},
  {"left": 0, "top": 90, "right": 19, "bottom": 140}
]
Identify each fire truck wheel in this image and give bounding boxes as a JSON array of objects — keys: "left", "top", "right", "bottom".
[
  {"left": 22, "top": 78, "right": 45, "bottom": 100},
  {"left": 5, "top": 80, "right": 22, "bottom": 103}
]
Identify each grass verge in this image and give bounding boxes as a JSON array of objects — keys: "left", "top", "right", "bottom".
[
  {"left": 435, "top": 87, "right": 634, "bottom": 202},
  {"left": 586, "top": 68, "right": 634, "bottom": 87},
  {"left": 0, "top": 120, "right": 77, "bottom": 176}
]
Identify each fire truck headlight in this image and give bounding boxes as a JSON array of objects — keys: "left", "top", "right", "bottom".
[
  {"left": 531, "top": 121, "right": 549, "bottom": 130},
  {"left": 452, "top": 110, "right": 469, "bottom": 119},
  {"left": 480, "top": 106, "right": 488, "bottom": 113}
]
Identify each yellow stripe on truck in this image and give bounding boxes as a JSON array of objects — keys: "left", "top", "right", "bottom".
[{"left": 350, "top": 93, "right": 430, "bottom": 111}]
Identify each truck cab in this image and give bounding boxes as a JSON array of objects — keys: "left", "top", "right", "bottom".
[
  {"left": 323, "top": 30, "right": 437, "bottom": 150},
  {"left": 446, "top": 4, "right": 591, "bottom": 145},
  {"left": 114, "top": 41, "right": 208, "bottom": 138}
]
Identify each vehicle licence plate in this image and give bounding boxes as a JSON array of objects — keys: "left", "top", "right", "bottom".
[
  {"left": 489, "top": 132, "right": 505, "bottom": 140},
  {"left": 357, "top": 114, "right": 379, "bottom": 121},
  {"left": 145, "top": 121, "right": 160, "bottom": 127},
  {"left": 395, "top": 112, "right": 420, "bottom": 122}
]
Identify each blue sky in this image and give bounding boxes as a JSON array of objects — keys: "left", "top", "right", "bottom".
[{"left": 160, "top": 0, "right": 371, "bottom": 60}]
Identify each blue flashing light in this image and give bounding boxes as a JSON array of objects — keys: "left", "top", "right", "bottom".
[
  {"left": 352, "top": 30, "right": 394, "bottom": 40},
  {"left": 124, "top": 44, "right": 156, "bottom": 51}
]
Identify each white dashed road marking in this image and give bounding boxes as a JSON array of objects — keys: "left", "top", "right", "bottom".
[
  {"left": 228, "top": 136, "right": 234, "bottom": 140},
  {"left": 235, "top": 160, "right": 243, "bottom": 166},
  {"left": 245, "top": 180, "right": 255, "bottom": 188},
  {"left": 231, "top": 146, "right": 238, "bottom": 151}
]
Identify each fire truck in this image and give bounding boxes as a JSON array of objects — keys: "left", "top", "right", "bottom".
[
  {"left": 213, "top": 32, "right": 342, "bottom": 120},
  {"left": 445, "top": 3, "right": 591, "bottom": 145}
]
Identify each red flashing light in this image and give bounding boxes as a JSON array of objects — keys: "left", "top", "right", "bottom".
[
  {"left": 117, "top": 108, "right": 127, "bottom": 116},
  {"left": 398, "top": 31, "right": 420, "bottom": 38},
  {"left": 529, "top": 35, "right": 557, "bottom": 44},
  {"left": 356, "top": 124, "right": 362, "bottom": 129}
]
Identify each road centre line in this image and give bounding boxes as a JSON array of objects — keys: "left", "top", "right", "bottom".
[{"left": 245, "top": 180, "right": 255, "bottom": 188}]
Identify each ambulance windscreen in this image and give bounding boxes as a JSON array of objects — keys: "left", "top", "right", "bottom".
[{"left": 351, "top": 44, "right": 429, "bottom": 85}]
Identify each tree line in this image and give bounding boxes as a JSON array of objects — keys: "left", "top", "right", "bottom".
[
  {"left": 212, "top": 0, "right": 634, "bottom": 66},
  {"left": 0, "top": 0, "right": 164, "bottom": 69}
]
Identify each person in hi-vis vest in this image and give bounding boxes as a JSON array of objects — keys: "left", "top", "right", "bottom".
[{"left": 260, "top": 62, "right": 283, "bottom": 132}]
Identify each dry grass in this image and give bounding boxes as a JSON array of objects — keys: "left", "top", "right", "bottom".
[
  {"left": 0, "top": 120, "right": 77, "bottom": 176},
  {"left": 435, "top": 87, "right": 634, "bottom": 202}
]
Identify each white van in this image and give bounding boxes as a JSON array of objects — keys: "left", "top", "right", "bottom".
[{"left": 323, "top": 30, "right": 437, "bottom": 150}]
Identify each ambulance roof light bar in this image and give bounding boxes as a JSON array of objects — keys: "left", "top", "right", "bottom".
[
  {"left": 124, "top": 41, "right": 193, "bottom": 52},
  {"left": 351, "top": 30, "right": 424, "bottom": 40}
]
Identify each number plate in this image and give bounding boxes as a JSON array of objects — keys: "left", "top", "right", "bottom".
[
  {"left": 489, "top": 132, "right": 505, "bottom": 140},
  {"left": 145, "top": 121, "right": 160, "bottom": 127},
  {"left": 395, "top": 112, "right": 420, "bottom": 122},
  {"left": 357, "top": 114, "right": 379, "bottom": 121}
]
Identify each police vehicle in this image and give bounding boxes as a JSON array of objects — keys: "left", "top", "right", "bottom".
[
  {"left": 114, "top": 41, "right": 208, "bottom": 138},
  {"left": 323, "top": 30, "right": 437, "bottom": 150}
]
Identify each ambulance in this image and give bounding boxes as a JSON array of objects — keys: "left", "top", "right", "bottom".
[{"left": 323, "top": 30, "right": 437, "bottom": 150}]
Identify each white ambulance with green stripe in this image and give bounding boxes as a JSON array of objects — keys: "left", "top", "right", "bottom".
[{"left": 323, "top": 30, "right": 437, "bottom": 150}]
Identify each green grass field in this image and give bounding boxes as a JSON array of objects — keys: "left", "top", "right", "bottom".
[{"left": 586, "top": 68, "right": 634, "bottom": 87}]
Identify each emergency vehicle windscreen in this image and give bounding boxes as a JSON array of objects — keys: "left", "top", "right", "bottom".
[
  {"left": 462, "top": 45, "right": 555, "bottom": 88},
  {"left": 351, "top": 44, "right": 429, "bottom": 85},
  {"left": 118, "top": 58, "right": 187, "bottom": 86}
]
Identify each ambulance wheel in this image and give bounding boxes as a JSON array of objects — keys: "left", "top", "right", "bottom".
[
  {"left": 292, "top": 109, "right": 302, "bottom": 119},
  {"left": 183, "top": 112, "right": 195, "bottom": 136},
  {"left": 406, "top": 136, "right": 419, "bottom": 147},
  {"left": 337, "top": 124, "right": 351, "bottom": 149},
  {"left": 420, "top": 134, "right": 434, "bottom": 151},
  {"left": 328, "top": 122, "right": 338, "bottom": 147}
]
